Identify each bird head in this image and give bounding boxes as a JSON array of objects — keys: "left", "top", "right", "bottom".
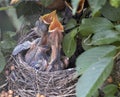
[
  {"left": 41, "top": 10, "right": 56, "bottom": 24},
  {"left": 48, "top": 14, "right": 64, "bottom": 33}
]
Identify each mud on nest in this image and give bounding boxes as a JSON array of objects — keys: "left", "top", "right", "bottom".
[{"left": 6, "top": 14, "right": 79, "bottom": 97}]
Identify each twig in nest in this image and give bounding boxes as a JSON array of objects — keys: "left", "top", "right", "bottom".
[{"left": 0, "top": 82, "right": 8, "bottom": 89}]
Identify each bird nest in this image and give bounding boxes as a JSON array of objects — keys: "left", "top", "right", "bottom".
[
  {"left": 7, "top": 56, "right": 77, "bottom": 97},
  {"left": 6, "top": 12, "right": 78, "bottom": 97}
]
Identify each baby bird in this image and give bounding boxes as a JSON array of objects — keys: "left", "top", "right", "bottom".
[
  {"left": 25, "top": 45, "right": 49, "bottom": 71},
  {"left": 45, "top": 12, "right": 65, "bottom": 71},
  {"left": 24, "top": 18, "right": 50, "bottom": 70},
  {"left": 34, "top": 18, "right": 49, "bottom": 45},
  {"left": 40, "top": 10, "right": 69, "bottom": 71}
]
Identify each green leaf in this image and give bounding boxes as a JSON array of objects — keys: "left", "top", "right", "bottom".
[
  {"left": 71, "top": 0, "right": 80, "bottom": 14},
  {"left": 103, "top": 84, "right": 118, "bottom": 97},
  {"left": 0, "top": 40, "right": 16, "bottom": 50},
  {"left": 40, "top": 0, "right": 54, "bottom": 7},
  {"left": 110, "top": 0, "right": 120, "bottom": 8},
  {"left": 79, "top": 17, "right": 114, "bottom": 36},
  {"left": 16, "top": 2, "right": 41, "bottom": 18},
  {"left": 101, "top": 2, "right": 120, "bottom": 21},
  {"left": 76, "top": 45, "right": 116, "bottom": 75},
  {"left": 91, "top": 30, "right": 120, "bottom": 45},
  {"left": 0, "top": 50, "right": 6, "bottom": 73},
  {"left": 115, "top": 25, "right": 120, "bottom": 32},
  {"left": 0, "top": 6, "right": 13, "bottom": 11},
  {"left": 6, "top": 31, "right": 16, "bottom": 38},
  {"left": 76, "top": 57, "right": 114, "bottom": 97},
  {"left": 0, "top": 32, "right": 17, "bottom": 50},
  {"left": 92, "top": 90, "right": 99, "bottom": 97},
  {"left": 62, "top": 29, "right": 77, "bottom": 58},
  {"left": 81, "top": 37, "right": 93, "bottom": 51},
  {"left": 88, "top": 0, "right": 107, "bottom": 16},
  {"left": 65, "top": 19, "right": 77, "bottom": 30}
]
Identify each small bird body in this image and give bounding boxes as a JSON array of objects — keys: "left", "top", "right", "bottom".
[
  {"left": 44, "top": 12, "right": 66, "bottom": 71},
  {"left": 34, "top": 18, "right": 48, "bottom": 45},
  {"left": 25, "top": 46, "right": 49, "bottom": 71}
]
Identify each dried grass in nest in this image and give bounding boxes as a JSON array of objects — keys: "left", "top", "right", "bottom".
[{"left": 6, "top": 30, "right": 78, "bottom": 97}]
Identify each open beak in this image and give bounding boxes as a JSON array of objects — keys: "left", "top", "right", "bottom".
[
  {"left": 44, "top": 11, "right": 64, "bottom": 71},
  {"left": 41, "top": 10, "right": 56, "bottom": 24},
  {"left": 48, "top": 14, "right": 64, "bottom": 32},
  {"left": 41, "top": 10, "right": 64, "bottom": 32}
]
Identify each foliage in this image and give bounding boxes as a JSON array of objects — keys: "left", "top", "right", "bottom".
[
  {"left": 76, "top": 57, "right": 114, "bottom": 97},
  {"left": 40, "top": 0, "right": 54, "bottom": 7},
  {"left": 65, "top": 19, "right": 77, "bottom": 30},
  {"left": 0, "top": 31, "right": 16, "bottom": 73},
  {"left": 63, "top": 0, "right": 120, "bottom": 97},
  {"left": 63, "top": 29, "right": 78, "bottom": 58},
  {"left": 87, "top": 0, "right": 107, "bottom": 16},
  {"left": 0, "top": 6, "right": 12, "bottom": 11},
  {"left": 110, "top": 0, "right": 120, "bottom": 8},
  {"left": 71, "top": 0, "right": 80, "bottom": 14},
  {"left": 103, "top": 84, "right": 118, "bottom": 97},
  {"left": 0, "top": 50, "right": 6, "bottom": 72},
  {"left": 76, "top": 45, "right": 116, "bottom": 75},
  {"left": 79, "top": 17, "right": 114, "bottom": 36},
  {"left": 0, "top": 0, "right": 120, "bottom": 97},
  {"left": 101, "top": 2, "right": 120, "bottom": 21}
]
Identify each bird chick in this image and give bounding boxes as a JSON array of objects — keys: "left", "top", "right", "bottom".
[
  {"left": 39, "top": 10, "right": 69, "bottom": 71},
  {"left": 46, "top": 13, "right": 65, "bottom": 71},
  {"left": 41, "top": 10, "right": 56, "bottom": 25},
  {"left": 34, "top": 18, "right": 49, "bottom": 46},
  {"left": 25, "top": 38, "right": 49, "bottom": 71}
]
